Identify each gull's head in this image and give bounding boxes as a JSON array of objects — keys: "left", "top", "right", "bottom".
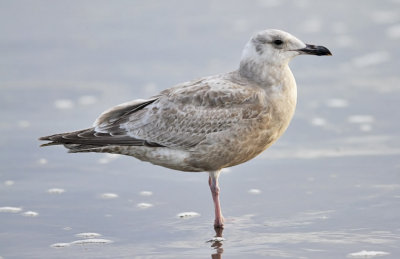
[{"left": 241, "top": 29, "right": 332, "bottom": 67}]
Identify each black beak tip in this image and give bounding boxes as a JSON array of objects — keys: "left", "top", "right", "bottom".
[
  {"left": 320, "top": 46, "right": 332, "bottom": 56},
  {"left": 300, "top": 44, "right": 332, "bottom": 56}
]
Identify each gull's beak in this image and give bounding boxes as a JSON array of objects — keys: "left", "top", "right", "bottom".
[{"left": 298, "top": 44, "right": 332, "bottom": 56}]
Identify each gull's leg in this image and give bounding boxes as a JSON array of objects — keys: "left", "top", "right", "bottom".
[{"left": 209, "top": 170, "right": 224, "bottom": 228}]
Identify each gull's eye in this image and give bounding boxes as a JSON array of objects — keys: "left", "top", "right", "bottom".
[{"left": 273, "top": 39, "right": 283, "bottom": 46}]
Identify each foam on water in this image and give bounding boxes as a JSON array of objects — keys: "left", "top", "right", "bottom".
[
  {"left": 70, "top": 239, "right": 113, "bottom": 245},
  {"left": 0, "top": 207, "right": 22, "bottom": 213},
  {"left": 386, "top": 24, "right": 400, "bottom": 39},
  {"left": 311, "top": 117, "right": 327, "bottom": 127},
  {"left": 51, "top": 239, "right": 112, "bottom": 248},
  {"left": 78, "top": 95, "right": 97, "bottom": 105},
  {"left": 348, "top": 115, "right": 374, "bottom": 124},
  {"left": 50, "top": 243, "right": 71, "bottom": 248},
  {"left": 51, "top": 232, "right": 113, "bottom": 248},
  {"left": 325, "top": 98, "right": 348, "bottom": 108},
  {"left": 177, "top": 212, "right": 200, "bottom": 218},
  {"left": 47, "top": 188, "right": 65, "bottom": 194},
  {"left": 4, "top": 180, "right": 15, "bottom": 186},
  {"left": 221, "top": 168, "right": 231, "bottom": 173},
  {"left": 347, "top": 250, "right": 390, "bottom": 258},
  {"left": 37, "top": 158, "right": 48, "bottom": 165},
  {"left": 75, "top": 232, "right": 102, "bottom": 238},
  {"left": 137, "top": 203, "right": 153, "bottom": 209},
  {"left": 98, "top": 154, "right": 120, "bottom": 164},
  {"left": 248, "top": 189, "right": 262, "bottom": 194},
  {"left": 54, "top": 99, "right": 74, "bottom": 110},
  {"left": 139, "top": 191, "right": 153, "bottom": 196},
  {"left": 100, "top": 193, "right": 119, "bottom": 199},
  {"left": 360, "top": 124, "right": 372, "bottom": 132},
  {"left": 22, "top": 211, "right": 39, "bottom": 217}
]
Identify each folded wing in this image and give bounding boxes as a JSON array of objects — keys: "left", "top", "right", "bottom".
[{"left": 40, "top": 76, "right": 265, "bottom": 151}]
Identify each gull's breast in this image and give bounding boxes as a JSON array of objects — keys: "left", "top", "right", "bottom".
[{"left": 186, "top": 83, "right": 297, "bottom": 171}]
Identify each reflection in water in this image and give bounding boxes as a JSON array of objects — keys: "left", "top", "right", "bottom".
[{"left": 209, "top": 227, "right": 224, "bottom": 259}]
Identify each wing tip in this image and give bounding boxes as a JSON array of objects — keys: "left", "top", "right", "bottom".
[
  {"left": 39, "top": 142, "right": 56, "bottom": 147},
  {"left": 38, "top": 134, "right": 64, "bottom": 147},
  {"left": 39, "top": 135, "right": 52, "bottom": 147}
]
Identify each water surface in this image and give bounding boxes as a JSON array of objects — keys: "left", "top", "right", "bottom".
[{"left": 1, "top": 1, "right": 400, "bottom": 258}]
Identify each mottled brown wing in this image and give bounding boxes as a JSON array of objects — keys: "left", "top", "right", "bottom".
[{"left": 94, "top": 76, "right": 264, "bottom": 149}]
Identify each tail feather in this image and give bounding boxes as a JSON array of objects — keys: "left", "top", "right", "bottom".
[
  {"left": 40, "top": 141, "right": 61, "bottom": 147},
  {"left": 65, "top": 144, "right": 105, "bottom": 153},
  {"left": 39, "top": 128, "right": 163, "bottom": 152},
  {"left": 39, "top": 128, "right": 95, "bottom": 146}
]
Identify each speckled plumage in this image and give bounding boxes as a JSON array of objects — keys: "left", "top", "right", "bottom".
[{"left": 40, "top": 29, "right": 331, "bottom": 228}]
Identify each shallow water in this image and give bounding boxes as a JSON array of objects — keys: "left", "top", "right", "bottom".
[{"left": 1, "top": 1, "right": 400, "bottom": 258}]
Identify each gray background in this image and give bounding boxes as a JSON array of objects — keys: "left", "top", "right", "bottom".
[{"left": 1, "top": 1, "right": 399, "bottom": 258}]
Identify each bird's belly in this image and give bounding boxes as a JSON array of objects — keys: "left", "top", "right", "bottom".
[{"left": 104, "top": 145, "right": 203, "bottom": 172}]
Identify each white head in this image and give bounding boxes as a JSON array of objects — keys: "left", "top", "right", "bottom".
[
  {"left": 242, "top": 29, "right": 306, "bottom": 65},
  {"left": 239, "top": 29, "right": 331, "bottom": 82}
]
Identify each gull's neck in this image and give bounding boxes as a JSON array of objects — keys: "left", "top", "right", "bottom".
[
  {"left": 237, "top": 57, "right": 297, "bottom": 110},
  {"left": 238, "top": 58, "right": 291, "bottom": 87}
]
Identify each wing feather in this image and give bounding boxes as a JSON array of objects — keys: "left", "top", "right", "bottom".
[
  {"left": 93, "top": 97, "right": 158, "bottom": 131},
  {"left": 94, "top": 75, "right": 265, "bottom": 149}
]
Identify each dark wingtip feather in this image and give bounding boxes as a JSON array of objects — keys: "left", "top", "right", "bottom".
[
  {"left": 39, "top": 135, "right": 52, "bottom": 147},
  {"left": 40, "top": 141, "right": 60, "bottom": 147},
  {"left": 38, "top": 127, "right": 154, "bottom": 150},
  {"left": 39, "top": 136, "right": 50, "bottom": 141},
  {"left": 39, "top": 133, "right": 64, "bottom": 147}
]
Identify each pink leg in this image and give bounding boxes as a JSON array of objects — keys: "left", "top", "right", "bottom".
[{"left": 209, "top": 170, "right": 224, "bottom": 228}]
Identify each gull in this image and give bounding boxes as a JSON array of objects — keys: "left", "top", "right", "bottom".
[{"left": 39, "top": 29, "right": 331, "bottom": 228}]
